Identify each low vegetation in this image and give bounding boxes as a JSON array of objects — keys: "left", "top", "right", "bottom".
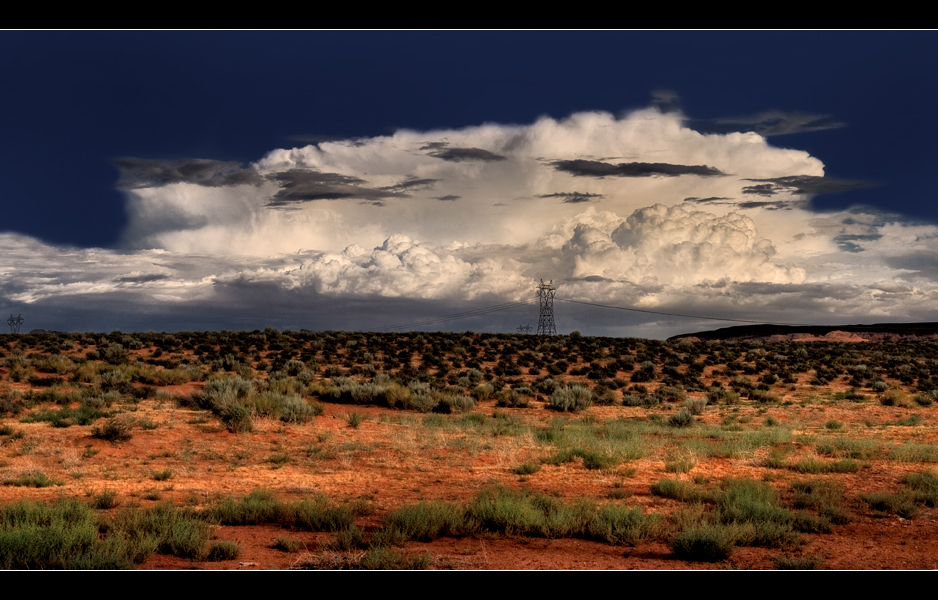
[{"left": 2, "top": 329, "right": 938, "bottom": 569}]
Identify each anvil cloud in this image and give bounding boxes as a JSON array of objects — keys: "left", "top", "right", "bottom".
[{"left": 2, "top": 105, "right": 935, "bottom": 337}]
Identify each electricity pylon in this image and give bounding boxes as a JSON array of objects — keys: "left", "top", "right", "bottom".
[
  {"left": 536, "top": 280, "right": 556, "bottom": 336},
  {"left": 7, "top": 314, "right": 23, "bottom": 334}
]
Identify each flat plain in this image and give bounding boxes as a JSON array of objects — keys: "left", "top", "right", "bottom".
[{"left": 2, "top": 329, "right": 937, "bottom": 569}]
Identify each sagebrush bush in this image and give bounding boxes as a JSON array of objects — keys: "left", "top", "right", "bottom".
[
  {"left": 218, "top": 402, "right": 253, "bottom": 433},
  {"left": 92, "top": 418, "right": 133, "bottom": 443},
  {"left": 548, "top": 385, "right": 593, "bottom": 412},
  {"left": 707, "top": 387, "right": 740, "bottom": 405},
  {"left": 684, "top": 398, "right": 707, "bottom": 415},
  {"left": 670, "top": 525, "right": 736, "bottom": 562},
  {"left": 668, "top": 409, "right": 694, "bottom": 428}
]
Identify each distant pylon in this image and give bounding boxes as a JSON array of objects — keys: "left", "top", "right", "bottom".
[
  {"left": 517, "top": 325, "right": 532, "bottom": 334},
  {"left": 7, "top": 314, "right": 23, "bottom": 334},
  {"left": 536, "top": 280, "right": 556, "bottom": 336}
]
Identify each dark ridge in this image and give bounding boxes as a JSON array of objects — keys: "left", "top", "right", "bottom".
[{"left": 667, "top": 322, "right": 938, "bottom": 342}]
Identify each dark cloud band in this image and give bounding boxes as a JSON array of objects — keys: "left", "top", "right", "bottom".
[
  {"left": 687, "top": 111, "right": 846, "bottom": 137},
  {"left": 552, "top": 159, "right": 726, "bottom": 178},
  {"left": 266, "top": 169, "right": 407, "bottom": 205},
  {"left": 742, "top": 175, "right": 872, "bottom": 197},
  {"left": 538, "top": 192, "right": 604, "bottom": 204},
  {"left": 114, "top": 158, "right": 264, "bottom": 189},
  {"left": 428, "top": 147, "right": 507, "bottom": 162}
]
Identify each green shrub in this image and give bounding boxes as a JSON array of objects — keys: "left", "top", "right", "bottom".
[
  {"left": 403, "top": 393, "right": 438, "bottom": 412},
  {"left": 0, "top": 499, "right": 132, "bottom": 569},
  {"left": 749, "top": 389, "right": 780, "bottom": 403},
  {"left": 470, "top": 383, "right": 495, "bottom": 401},
  {"left": 791, "top": 458, "right": 863, "bottom": 474},
  {"left": 791, "top": 479, "right": 850, "bottom": 524},
  {"left": 773, "top": 553, "right": 824, "bottom": 569},
  {"left": 834, "top": 389, "right": 867, "bottom": 402},
  {"left": 359, "top": 547, "right": 432, "bottom": 570},
  {"left": 109, "top": 502, "right": 211, "bottom": 563},
  {"left": 206, "top": 540, "right": 241, "bottom": 561},
  {"left": 0, "top": 425, "right": 21, "bottom": 438},
  {"left": 548, "top": 385, "right": 593, "bottom": 412},
  {"left": 3, "top": 473, "right": 62, "bottom": 488},
  {"left": 514, "top": 462, "right": 541, "bottom": 476},
  {"left": 495, "top": 389, "right": 529, "bottom": 408},
  {"left": 665, "top": 458, "right": 695, "bottom": 474},
  {"left": 347, "top": 412, "right": 366, "bottom": 428},
  {"left": 622, "top": 393, "right": 658, "bottom": 407},
  {"left": 329, "top": 525, "right": 365, "bottom": 551},
  {"left": 293, "top": 496, "right": 362, "bottom": 532},
  {"left": 204, "top": 489, "right": 289, "bottom": 526},
  {"left": 587, "top": 504, "right": 660, "bottom": 546},
  {"left": 104, "top": 344, "right": 128, "bottom": 364},
  {"left": 901, "top": 470, "right": 938, "bottom": 506},
  {"left": 668, "top": 408, "right": 694, "bottom": 428},
  {"left": 650, "top": 479, "right": 710, "bottom": 503},
  {"left": 712, "top": 478, "right": 816, "bottom": 547},
  {"left": 21, "top": 405, "right": 107, "bottom": 428},
  {"left": 92, "top": 417, "right": 133, "bottom": 443},
  {"left": 856, "top": 491, "right": 917, "bottom": 518},
  {"left": 277, "top": 394, "right": 319, "bottom": 423},
  {"left": 895, "top": 414, "right": 923, "bottom": 427},
  {"left": 273, "top": 536, "right": 303, "bottom": 553},
  {"left": 467, "top": 487, "right": 591, "bottom": 538},
  {"left": 218, "top": 402, "right": 253, "bottom": 433},
  {"left": 707, "top": 388, "right": 740, "bottom": 405},
  {"left": 655, "top": 386, "right": 687, "bottom": 403},
  {"left": 380, "top": 501, "right": 469, "bottom": 543},
  {"left": 879, "top": 389, "right": 906, "bottom": 406},
  {"left": 670, "top": 525, "right": 735, "bottom": 562},
  {"left": 541, "top": 447, "right": 619, "bottom": 471},
  {"left": 90, "top": 490, "right": 120, "bottom": 510}
]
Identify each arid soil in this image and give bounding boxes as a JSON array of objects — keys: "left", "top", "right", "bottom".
[{"left": 2, "top": 332, "right": 938, "bottom": 570}]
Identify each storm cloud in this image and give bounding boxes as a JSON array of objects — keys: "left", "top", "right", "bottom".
[{"left": 3, "top": 103, "right": 933, "bottom": 337}]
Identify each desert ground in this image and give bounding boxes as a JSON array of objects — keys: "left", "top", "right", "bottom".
[{"left": 2, "top": 329, "right": 937, "bottom": 569}]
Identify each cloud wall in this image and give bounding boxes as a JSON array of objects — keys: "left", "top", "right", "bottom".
[{"left": 2, "top": 104, "right": 936, "bottom": 336}]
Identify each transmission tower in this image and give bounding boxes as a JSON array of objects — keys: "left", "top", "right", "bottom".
[
  {"left": 516, "top": 325, "right": 532, "bottom": 334},
  {"left": 536, "top": 280, "right": 556, "bottom": 336},
  {"left": 7, "top": 314, "right": 23, "bottom": 334}
]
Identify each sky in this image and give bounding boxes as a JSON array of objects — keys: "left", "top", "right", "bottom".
[{"left": 2, "top": 30, "right": 938, "bottom": 339}]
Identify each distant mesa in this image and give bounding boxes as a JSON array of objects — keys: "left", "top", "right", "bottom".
[
  {"left": 667, "top": 322, "right": 938, "bottom": 343},
  {"left": 25, "top": 329, "right": 68, "bottom": 336}
]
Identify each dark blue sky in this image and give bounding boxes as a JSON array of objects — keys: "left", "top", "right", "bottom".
[{"left": 3, "top": 31, "right": 936, "bottom": 247}]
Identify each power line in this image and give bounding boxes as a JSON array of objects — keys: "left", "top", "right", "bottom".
[
  {"left": 555, "top": 298, "right": 813, "bottom": 327},
  {"left": 374, "top": 297, "right": 538, "bottom": 332},
  {"left": 370, "top": 287, "right": 813, "bottom": 334}
]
